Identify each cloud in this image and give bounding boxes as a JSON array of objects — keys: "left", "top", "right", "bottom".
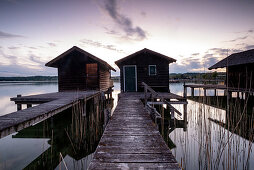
[
  {"left": 245, "top": 45, "right": 254, "bottom": 50},
  {"left": 0, "top": 49, "right": 56, "bottom": 76},
  {"left": 8, "top": 46, "right": 20, "bottom": 50},
  {"left": 80, "top": 39, "right": 123, "bottom": 52},
  {"left": 226, "top": 36, "right": 247, "bottom": 42},
  {"left": 48, "top": 43, "right": 57, "bottom": 47},
  {"left": 102, "top": 0, "right": 147, "bottom": 40},
  {"left": 0, "top": 31, "right": 24, "bottom": 39},
  {"left": 27, "top": 46, "right": 37, "bottom": 50},
  {"left": 191, "top": 53, "right": 199, "bottom": 56},
  {"left": 29, "top": 55, "right": 44, "bottom": 65},
  {"left": 248, "top": 29, "right": 254, "bottom": 33},
  {"left": 141, "top": 11, "right": 146, "bottom": 17}
]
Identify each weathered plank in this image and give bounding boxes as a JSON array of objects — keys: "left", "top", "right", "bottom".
[
  {"left": 0, "top": 91, "right": 100, "bottom": 138},
  {"left": 88, "top": 93, "right": 180, "bottom": 169}
]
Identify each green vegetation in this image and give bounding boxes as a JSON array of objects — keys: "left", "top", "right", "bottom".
[
  {"left": 169, "top": 72, "right": 225, "bottom": 80},
  {"left": 0, "top": 76, "right": 57, "bottom": 81}
]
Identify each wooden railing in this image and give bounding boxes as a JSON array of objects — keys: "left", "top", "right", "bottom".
[{"left": 142, "top": 82, "right": 186, "bottom": 121}]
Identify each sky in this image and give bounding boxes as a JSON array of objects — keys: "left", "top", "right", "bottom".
[{"left": 0, "top": 0, "right": 254, "bottom": 76}]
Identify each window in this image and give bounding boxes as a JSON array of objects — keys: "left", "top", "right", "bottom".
[{"left": 149, "top": 65, "right": 156, "bottom": 76}]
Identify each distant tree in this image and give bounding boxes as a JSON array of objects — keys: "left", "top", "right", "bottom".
[{"left": 212, "top": 71, "right": 218, "bottom": 79}]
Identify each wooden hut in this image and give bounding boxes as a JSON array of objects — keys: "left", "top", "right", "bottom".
[
  {"left": 209, "top": 49, "right": 254, "bottom": 90},
  {"left": 115, "top": 48, "right": 176, "bottom": 92},
  {"left": 46, "top": 46, "right": 116, "bottom": 92}
]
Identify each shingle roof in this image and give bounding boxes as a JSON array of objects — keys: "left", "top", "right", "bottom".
[
  {"left": 115, "top": 48, "right": 176, "bottom": 66},
  {"left": 45, "top": 46, "right": 116, "bottom": 71},
  {"left": 209, "top": 49, "right": 254, "bottom": 70}
]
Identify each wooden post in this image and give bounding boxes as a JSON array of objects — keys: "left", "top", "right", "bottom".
[
  {"left": 183, "top": 83, "right": 187, "bottom": 98},
  {"left": 237, "top": 91, "right": 239, "bottom": 98},
  {"left": 183, "top": 103, "right": 187, "bottom": 131},
  {"left": 144, "top": 85, "right": 147, "bottom": 106},
  {"left": 17, "top": 94, "right": 22, "bottom": 111},
  {"left": 204, "top": 88, "right": 207, "bottom": 97},
  {"left": 27, "top": 104, "right": 32, "bottom": 108},
  {"left": 214, "top": 89, "right": 217, "bottom": 96},
  {"left": 110, "top": 87, "right": 112, "bottom": 99},
  {"left": 170, "top": 107, "right": 174, "bottom": 120},
  {"left": 161, "top": 105, "right": 164, "bottom": 135},
  {"left": 191, "top": 87, "right": 194, "bottom": 97}
]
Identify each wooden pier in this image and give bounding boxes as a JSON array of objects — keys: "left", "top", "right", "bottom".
[
  {"left": 0, "top": 91, "right": 101, "bottom": 138},
  {"left": 183, "top": 84, "right": 254, "bottom": 98},
  {"left": 88, "top": 93, "right": 181, "bottom": 169}
]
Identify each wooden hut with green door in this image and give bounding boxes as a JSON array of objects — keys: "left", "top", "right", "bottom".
[{"left": 115, "top": 48, "right": 176, "bottom": 92}]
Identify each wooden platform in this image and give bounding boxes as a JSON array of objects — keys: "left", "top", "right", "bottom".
[
  {"left": 88, "top": 93, "right": 180, "bottom": 169},
  {"left": 0, "top": 91, "right": 99, "bottom": 138},
  {"left": 184, "top": 84, "right": 254, "bottom": 92}
]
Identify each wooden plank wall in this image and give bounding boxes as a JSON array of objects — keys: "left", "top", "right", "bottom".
[
  {"left": 57, "top": 50, "right": 112, "bottom": 92},
  {"left": 228, "top": 63, "right": 254, "bottom": 89},
  {"left": 119, "top": 53, "right": 169, "bottom": 92},
  {"left": 99, "top": 65, "right": 111, "bottom": 91}
]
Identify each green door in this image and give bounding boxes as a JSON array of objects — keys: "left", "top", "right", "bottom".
[{"left": 124, "top": 66, "right": 136, "bottom": 92}]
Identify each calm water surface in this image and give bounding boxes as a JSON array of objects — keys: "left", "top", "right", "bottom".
[{"left": 0, "top": 82, "right": 253, "bottom": 170}]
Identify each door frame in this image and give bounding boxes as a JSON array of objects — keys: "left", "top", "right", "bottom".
[{"left": 123, "top": 65, "right": 137, "bottom": 92}]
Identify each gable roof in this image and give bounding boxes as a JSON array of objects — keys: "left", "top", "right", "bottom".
[
  {"left": 45, "top": 46, "right": 116, "bottom": 71},
  {"left": 209, "top": 49, "right": 254, "bottom": 70},
  {"left": 115, "top": 48, "right": 176, "bottom": 66}
]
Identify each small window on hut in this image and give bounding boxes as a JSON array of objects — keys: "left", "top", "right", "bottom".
[{"left": 149, "top": 65, "right": 156, "bottom": 76}]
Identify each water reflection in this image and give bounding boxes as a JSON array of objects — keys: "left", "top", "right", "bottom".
[
  {"left": 0, "top": 82, "right": 57, "bottom": 116},
  {"left": 159, "top": 84, "right": 254, "bottom": 170},
  {"left": 0, "top": 91, "right": 113, "bottom": 169}
]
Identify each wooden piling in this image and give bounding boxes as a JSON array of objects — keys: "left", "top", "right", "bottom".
[
  {"left": 191, "top": 87, "right": 194, "bottom": 97},
  {"left": 183, "top": 83, "right": 187, "bottom": 98},
  {"left": 17, "top": 94, "right": 22, "bottom": 111},
  {"left": 183, "top": 104, "right": 187, "bottom": 131}
]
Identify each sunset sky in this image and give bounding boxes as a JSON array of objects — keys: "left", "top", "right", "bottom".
[{"left": 0, "top": 0, "right": 254, "bottom": 76}]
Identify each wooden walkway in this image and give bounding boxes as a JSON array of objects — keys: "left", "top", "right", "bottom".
[
  {"left": 88, "top": 93, "right": 180, "bottom": 169},
  {"left": 0, "top": 91, "right": 99, "bottom": 138}
]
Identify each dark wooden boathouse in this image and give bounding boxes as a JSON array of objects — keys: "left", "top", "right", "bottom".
[
  {"left": 115, "top": 48, "right": 176, "bottom": 92},
  {"left": 209, "top": 49, "right": 254, "bottom": 90},
  {"left": 46, "top": 46, "right": 116, "bottom": 92}
]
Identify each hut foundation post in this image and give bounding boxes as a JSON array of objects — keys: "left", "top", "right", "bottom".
[
  {"left": 17, "top": 104, "right": 22, "bottom": 111},
  {"left": 170, "top": 107, "right": 174, "bottom": 120},
  {"left": 204, "top": 88, "right": 207, "bottom": 97},
  {"left": 214, "top": 89, "right": 217, "bottom": 96},
  {"left": 191, "top": 87, "right": 194, "bottom": 97},
  {"left": 183, "top": 103, "right": 187, "bottom": 131},
  {"left": 245, "top": 92, "right": 249, "bottom": 100},
  {"left": 27, "top": 104, "right": 32, "bottom": 108},
  {"left": 144, "top": 86, "right": 148, "bottom": 106},
  {"left": 183, "top": 83, "right": 187, "bottom": 98},
  {"left": 17, "top": 94, "right": 22, "bottom": 111}
]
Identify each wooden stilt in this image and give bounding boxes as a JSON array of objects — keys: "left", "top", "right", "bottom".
[
  {"left": 183, "top": 83, "right": 187, "bottom": 98},
  {"left": 191, "top": 87, "right": 194, "bottom": 97},
  {"left": 183, "top": 103, "right": 187, "bottom": 131},
  {"left": 17, "top": 94, "right": 22, "bottom": 111}
]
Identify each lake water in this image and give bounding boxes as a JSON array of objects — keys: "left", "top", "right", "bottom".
[{"left": 0, "top": 82, "right": 253, "bottom": 170}]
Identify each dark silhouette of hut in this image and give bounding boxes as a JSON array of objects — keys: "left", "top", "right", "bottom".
[
  {"left": 46, "top": 46, "right": 116, "bottom": 92},
  {"left": 115, "top": 48, "right": 176, "bottom": 92},
  {"left": 209, "top": 49, "right": 254, "bottom": 90}
]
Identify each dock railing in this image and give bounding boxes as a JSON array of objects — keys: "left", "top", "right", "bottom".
[{"left": 142, "top": 82, "right": 187, "bottom": 125}]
